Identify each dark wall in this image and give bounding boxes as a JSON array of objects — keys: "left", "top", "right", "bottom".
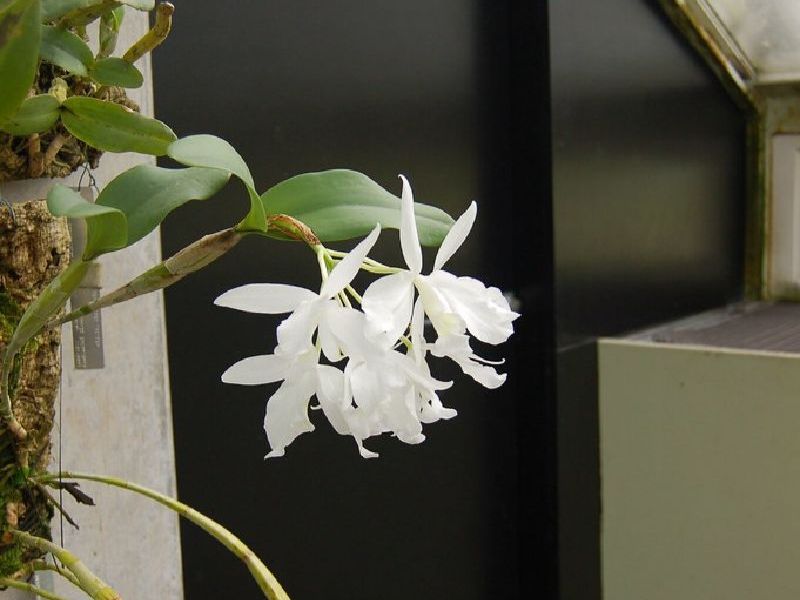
[
  {"left": 550, "top": 1, "right": 746, "bottom": 599},
  {"left": 551, "top": 0, "right": 745, "bottom": 344},
  {"left": 154, "top": 2, "right": 542, "bottom": 599}
]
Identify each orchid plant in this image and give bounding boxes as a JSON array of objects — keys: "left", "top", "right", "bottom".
[
  {"left": 0, "top": 1, "right": 519, "bottom": 598},
  {"left": 0, "top": 0, "right": 174, "bottom": 180}
]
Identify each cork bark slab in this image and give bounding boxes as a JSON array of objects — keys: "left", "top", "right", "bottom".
[{"left": 0, "top": 201, "right": 69, "bottom": 471}]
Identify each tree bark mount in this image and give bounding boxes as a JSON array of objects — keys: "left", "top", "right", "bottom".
[{"left": 0, "top": 201, "right": 69, "bottom": 575}]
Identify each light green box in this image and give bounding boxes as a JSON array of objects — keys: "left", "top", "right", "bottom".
[{"left": 599, "top": 338, "right": 800, "bottom": 599}]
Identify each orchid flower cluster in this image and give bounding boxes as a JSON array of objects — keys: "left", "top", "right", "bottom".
[{"left": 215, "top": 176, "right": 519, "bottom": 458}]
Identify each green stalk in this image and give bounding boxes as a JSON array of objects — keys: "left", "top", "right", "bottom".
[
  {"left": 30, "top": 559, "right": 82, "bottom": 588},
  {"left": 38, "top": 472, "right": 290, "bottom": 600},
  {"left": 1, "top": 260, "right": 90, "bottom": 439},
  {"left": 0, "top": 576, "right": 71, "bottom": 600},
  {"left": 11, "top": 531, "right": 120, "bottom": 600},
  {"left": 49, "top": 228, "right": 242, "bottom": 329}
]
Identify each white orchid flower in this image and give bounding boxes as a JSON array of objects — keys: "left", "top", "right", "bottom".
[
  {"left": 326, "top": 306, "right": 453, "bottom": 457},
  {"left": 222, "top": 305, "right": 451, "bottom": 458},
  {"left": 215, "top": 225, "right": 381, "bottom": 361},
  {"left": 215, "top": 225, "right": 382, "bottom": 457},
  {"left": 220, "top": 348, "right": 348, "bottom": 458},
  {"left": 362, "top": 176, "right": 518, "bottom": 383}
]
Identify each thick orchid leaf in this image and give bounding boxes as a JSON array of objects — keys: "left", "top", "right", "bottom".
[
  {"left": 47, "top": 184, "right": 127, "bottom": 258},
  {"left": 6, "top": 259, "right": 90, "bottom": 361},
  {"left": 96, "top": 165, "right": 230, "bottom": 246},
  {"left": 260, "top": 170, "right": 454, "bottom": 246},
  {"left": 40, "top": 24, "right": 93, "bottom": 75},
  {"left": 167, "top": 135, "right": 266, "bottom": 232},
  {"left": 237, "top": 187, "right": 267, "bottom": 233},
  {"left": 42, "top": 0, "right": 150, "bottom": 22},
  {"left": 167, "top": 135, "right": 255, "bottom": 188},
  {"left": 62, "top": 96, "right": 176, "bottom": 155},
  {"left": 0, "top": 93, "right": 59, "bottom": 135},
  {"left": 89, "top": 57, "right": 142, "bottom": 87},
  {"left": 97, "top": 4, "right": 122, "bottom": 57},
  {"left": 0, "top": 0, "right": 40, "bottom": 122}
]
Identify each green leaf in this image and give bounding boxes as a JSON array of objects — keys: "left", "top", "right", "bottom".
[
  {"left": 167, "top": 135, "right": 265, "bottom": 232},
  {"left": 0, "top": 0, "right": 40, "bottom": 122},
  {"left": 0, "top": 93, "right": 59, "bottom": 135},
  {"left": 42, "top": 0, "right": 150, "bottom": 22},
  {"left": 97, "top": 4, "right": 122, "bottom": 57},
  {"left": 167, "top": 135, "right": 255, "bottom": 189},
  {"left": 47, "top": 184, "right": 127, "bottom": 258},
  {"left": 238, "top": 187, "right": 267, "bottom": 233},
  {"left": 261, "top": 170, "right": 454, "bottom": 246},
  {"left": 62, "top": 96, "right": 176, "bottom": 155},
  {"left": 6, "top": 259, "right": 90, "bottom": 361},
  {"left": 40, "top": 24, "right": 93, "bottom": 75},
  {"left": 96, "top": 165, "right": 230, "bottom": 246},
  {"left": 89, "top": 57, "right": 142, "bottom": 87}
]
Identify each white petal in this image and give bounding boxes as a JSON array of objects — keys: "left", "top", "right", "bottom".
[
  {"left": 362, "top": 271, "right": 415, "bottom": 345},
  {"left": 431, "top": 333, "right": 507, "bottom": 389},
  {"left": 383, "top": 387, "right": 424, "bottom": 445},
  {"left": 418, "top": 391, "right": 458, "bottom": 423},
  {"left": 393, "top": 350, "right": 452, "bottom": 392},
  {"left": 221, "top": 354, "right": 289, "bottom": 385},
  {"left": 315, "top": 365, "right": 349, "bottom": 435},
  {"left": 349, "top": 360, "right": 382, "bottom": 412},
  {"left": 263, "top": 371, "right": 316, "bottom": 457},
  {"left": 410, "top": 297, "right": 426, "bottom": 364},
  {"left": 459, "top": 361, "right": 506, "bottom": 389},
  {"left": 415, "top": 276, "right": 466, "bottom": 338},
  {"left": 320, "top": 225, "right": 381, "bottom": 298},
  {"left": 326, "top": 307, "right": 379, "bottom": 360},
  {"left": 433, "top": 201, "right": 476, "bottom": 271},
  {"left": 317, "top": 303, "right": 344, "bottom": 362},
  {"left": 357, "top": 442, "right": 379, "bottom": 459},
  {"left": 276, "top": 299, "right": 323, "bottom": 355},
  {"left": 425, "top": 271, "right": 518, "bottom": 344},
  {"left": 215, "top": 283, "right": 316, "bottom": 314},
  {"left": 399, "top": 175, "right": 423, "bottom": 274}
]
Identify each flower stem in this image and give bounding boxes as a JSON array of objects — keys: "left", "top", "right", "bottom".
[
  {"left": 12, "top": 531, "right": 121, "bottom": 600},
  {"left": 399, "top": 334, "right": 413, "bottom": 350},
  {"left": 47, "top": 229, "right": 242, "bottom": 330},
  {"left": 30, "top": 560, "right": 82, "bottom": 589},
  {"left": 37, "top": 473, "right": 291, "bottom": 600},
  {"left": 345, "top": 285, "right": 363, "bottom": 304},
  {"left": 0, "top": 577, "right": 71, "bottom": 600},
  {"left": 326, "top": 250, "right": 402, "bottom": 273},
  {"left": 314, "top": 246, "right": 329, "bottom": 283}
]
